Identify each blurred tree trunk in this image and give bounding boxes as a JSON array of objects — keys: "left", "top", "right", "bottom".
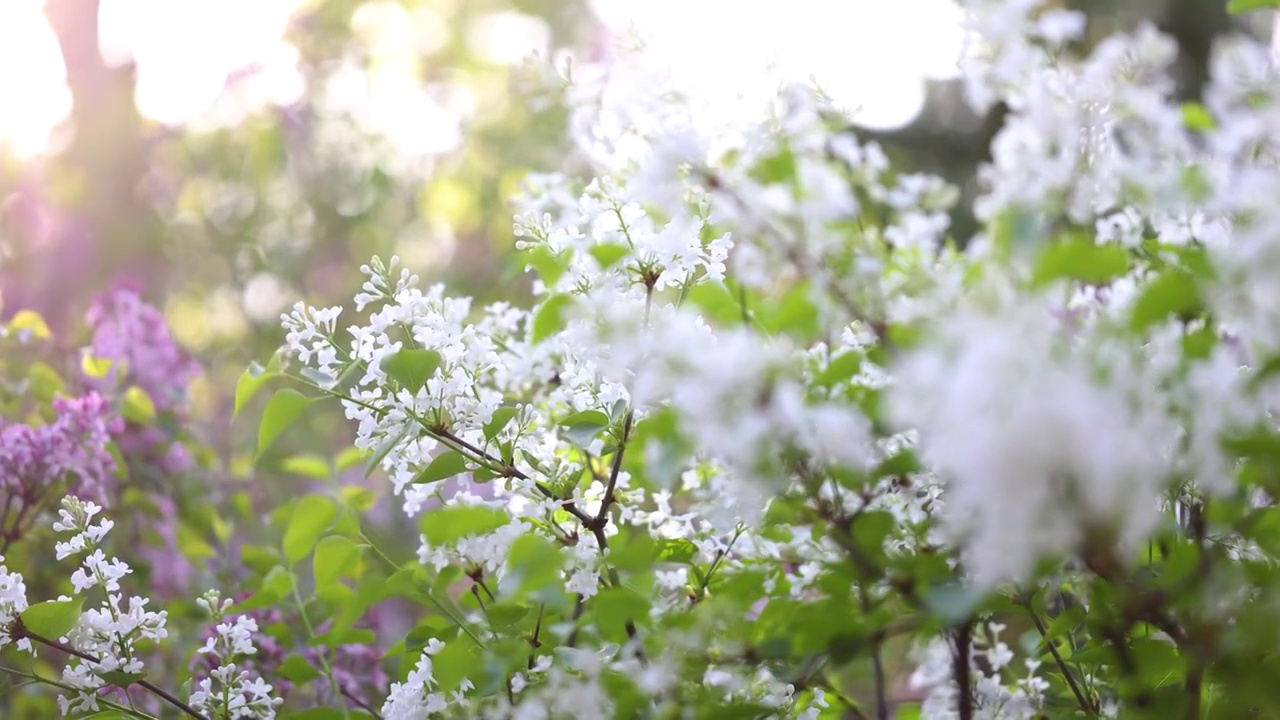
[{"left": 0, "top": 0, "right": 157, "bottom": 327}]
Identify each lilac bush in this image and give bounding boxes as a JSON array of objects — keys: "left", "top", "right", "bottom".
[{"left": 11, "top": 1, "right": 1280, "bottom": 718}]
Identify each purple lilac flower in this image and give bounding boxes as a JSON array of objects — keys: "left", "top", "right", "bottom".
[
  {"left": 0, "top": 393, "right": 120, "bottom": 549},
  {"left": 82, "top": 287, "right": 203, "bottom": 595},
  {"left": 83, "top": 285, "right": 199, "bottom": 475},
  {"left": 85, "top": 286, "right": 200, "bottom": 417}
]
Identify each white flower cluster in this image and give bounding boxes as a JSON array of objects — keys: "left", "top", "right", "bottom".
[
  {"left": 381, "top": 638, "right": 471, "bottom": 718},
  {"left": 188, "top": 590, "right": 283, "bottom": 720},
  {"left": 51, "top": 496, "right": 169, "bottom": 716},
  {"left": 278, "top": 0, "right": 1280, "bottom": 716},
  {"left": 0, "top": 556, "right": 29, "bottom": 653},
  {"left": 889, "top": 302, "right": 1181, "bottom": 586},
  {"left": 909, "top": 622, "right": 1067, "bottom": 720}
]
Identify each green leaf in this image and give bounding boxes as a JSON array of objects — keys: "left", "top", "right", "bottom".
[
  {"left": 654, "top": 538, "right": 698, "bottom": 564},
  {"left": 257, "top": 388, "right": 314, "bottom": 457},
  {"left": 237, "top": 565, "right": 297, "bottom": 611},
  {"left": 26, "top": 362, "right": 66, "bottom": 402},
  {"left": 335, "top": 446, "right": 370, "bottom": 473},
  {"left": 871, "top": 450, "right": 920, "bottom": 479},
  {"left": 762, "top": 282, "right": 820, "bottom": 339},
  {"left": 588, "top": 242, "right": 631, "bottom": 269},
  {"left": 1031, "top": 237, "right": 1130, "bottom": 287},
  {"left": 364, "top": 426, "right": 411, "bottom": 479},
  {"left": 485, "top": 602, "right": 532, "bottom": 628},
  {"left": 280, "top": 454, "right": 331, "bottom": 480},
  {"left": 283, "top": 495, "right": 338, "bottom": 564},
  {"left": 380, "top": 348, "right": 443, "bottom": 394},
  {"left": 561, "top": 409, "right": 610, "bottom": 447},
  {"left": 498, "top": 534, "right": 564, "bottom": 598},
  {"left": 755, "top": 147, "right": 797, "bottom": 184},
  {"left": 1228, "top": 0, "right": 1280, "bottom": 13},
  {"left": 314, "top": 534, "right": 361, "bottom": 591},
  {"left": 81, "top": 353, "right": 116, "bottom": 380},
  {"left": 413, "top": 451, "right": 469, "bottom": 485},
  {"left": 816, "top": 351, "right": 863, "bottom": 387},
  {"left": 532, "top": 294, "right": 575, "bottom": 343},
  {"left": 522, "top": 245, "right": 570, "bottom": 287},
  {"left": 1040, "top": 604, "right": 1085, "bottom": 648},
  {"left": 20, "top": 599, "right": 83, "bottom": 639},
  {"left": 483, "top": 405, "right": 521, "bottom": 441},
  {"left": 300, "top": 366, "right": 338, "bottom": 387},
  {"left": 1130, "top": 272, "right": 1200, "bottom": 330},
  {"left": 685, "top": 280, "right": 745, "bottom": 326},
  {"left": 338, "top": 485, "right": 378, "bottom": 511},
  {"left": 234, "top": 352, "right": 282, "bottom": 418},
  {"left": 1181, "top": 102, "right": 1216, "bottom": 132},
  {"left": 9, "top": 309, "right": 52, "bottom": 340},
  {"left": 592, "top": 586, "right": 650, "bottom": 641},
  {"left": 97, "top": 669, "right": 145, "bottom": 688},
  {"left": 119, "top": 386, "right": 157, "bottom": 425},
  {"left": 924, "top": 583, "right": 985, "bottom": 627},
  {"left": 851, "top": 511, "right": 895, "bottom": 566},
  {"left": 420, "top": 505, "right": 510, "bottom": 547},
  {"left": 278, "top": 654, "right": 323, "bottom": 684}
]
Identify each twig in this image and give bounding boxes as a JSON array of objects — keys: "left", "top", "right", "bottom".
[
  {"left": 1023, "top": 600, "right": 1097, "bottom": 716},
  {"left": 593, "top": 412, "right": 634, "bottom": 527},
  {"left": 13, "top": 624, "right": 209, "bottom": 720},
  {"left": 953, "top": 621, "right": 974, "bottom": 720},
  {"left": 340, "top": 687, "right": 384, "bottom": 720}
]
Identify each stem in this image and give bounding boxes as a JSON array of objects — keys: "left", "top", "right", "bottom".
[
  {"left": 291, "top": 581, "right": 351, "bottom": 720},
  {"left": 340, "top": 687, "right": 383, "bottom": 720},
  {"left": 528, "top": 604, "right": 545, "bottom": 671},
  {"left": 593, "top": 411, "right": 634, "bottom": 527},
  {"left": 1185, "top": 664, "right": 1203, "bottom": 720},
  {"left": 14, "top": 626, "right": 208, "bottom": 720},
  {"left": 362, "top": 534, "right": 486, "bottom": 647},
  {"left": 859, "top": 586, "right": 888, "bottom": 720},
  {"left": 566, "top": 593, "right": 587, "bottom": 648},
  {"left": 953, "top": 621, "right": 974, "bottom": 720},
  {"left": 0, "top": 665, "right": 159, "bottom": 720},
  {"left": 1024, "top": 600, "right": 1097, "bottom": 716}
]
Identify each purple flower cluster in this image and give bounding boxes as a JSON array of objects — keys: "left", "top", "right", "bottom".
[
  {"left": 85, "top": 287, "right": 200, "bottom": 417},
  {"left": 84, "top": 287, "right": 200, "bottom": 476},
  {"left": 0, "top": 393, "right": 120, "bottom": 549},
  {"left": 82, "top": 287, "right": 203, "bottom": 595}
]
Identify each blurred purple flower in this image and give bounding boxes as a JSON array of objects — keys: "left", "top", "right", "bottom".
[
  {"left": 85, "top": 286, "right": 200, "bottom": 416},
  {"left": 82, "top": 287, "right": 202, "bottom": 595},
  {"left": 0, "top": 392, "right": 120, "bottom": 549}
]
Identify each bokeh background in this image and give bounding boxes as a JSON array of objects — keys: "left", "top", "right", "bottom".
[{"left": 2, "top": 0, "right": 1265, "bottom": 386}]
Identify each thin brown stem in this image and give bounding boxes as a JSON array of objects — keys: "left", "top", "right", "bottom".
[
  {"left": 953, "top": 621, "right": 974, "bottom": 720},
  {"left": 340, "top": 687, "right": 383, "bottom": 720},
  {"left": 528, "top": 604, "right": 545, "bottom": 671},
  {"left": 593, "top": 412, "right": 634, "bottom": 526},
  {"left": 14, "top": 624, "right": 209, "bottom": 720},
  {"left": 1025, "top": 602, "right": 1097, "bottom": 716}
]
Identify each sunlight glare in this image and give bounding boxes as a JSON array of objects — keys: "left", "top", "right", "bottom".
[
  {"left": 588, "top": 0, "right": 966, "bottom": 130},
  {"left": 99, "top": 0, "right": 301, "bottom": 126},
  {"left": 0, "top": 0, "right": 72, "bottom": 157}
]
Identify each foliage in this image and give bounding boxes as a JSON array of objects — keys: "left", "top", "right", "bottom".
[{"left": 7, "top": 1, "right": 1280, "bottom": 719}]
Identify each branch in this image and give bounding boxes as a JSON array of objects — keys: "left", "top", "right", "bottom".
[
  {"left": 593, "top": 411, "right": 634, "bottom": 526},
  {"left": 12, "top": 623, "right": 209, "bottom": 720},
  {"left": 1022, "top": 599, "right": 1098, "bottom": 717},
  {"left": 952, "top": 620, "right": 974, "bottom": 720}
]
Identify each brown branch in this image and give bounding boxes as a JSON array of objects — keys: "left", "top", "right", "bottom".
[{"left": 13, "top": 623, "right": 209, "bottom": 720}]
